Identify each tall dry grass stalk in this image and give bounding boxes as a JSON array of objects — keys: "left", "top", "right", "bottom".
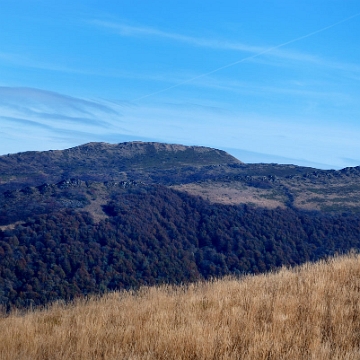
[{"left": 1, "top": 254, "right": 360, "bottom": 359}]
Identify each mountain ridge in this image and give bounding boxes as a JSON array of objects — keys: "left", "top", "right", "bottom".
[
  {"left": 1, "top": 141, "right": 242, "bottom": 163},
  {"left": 0, "top": 141, "right": 242, "bottom": 192},
  {"left": 1, "top": 141, "right": 360, "bottom": 213}
]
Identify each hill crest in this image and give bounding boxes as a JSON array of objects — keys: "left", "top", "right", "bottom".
[
  {"left": 0, "top": 141, "right": 242, "bottom": 192},
  {"left": 2, "top": 141, "right": 242, "bottom": 161},
  {"left": 69, "top": 141, "right": 237, "bottom": 157}
]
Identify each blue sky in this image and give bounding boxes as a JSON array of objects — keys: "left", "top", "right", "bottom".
[{"left": 1, "top": 1, "right": 360, "bottom": 169}]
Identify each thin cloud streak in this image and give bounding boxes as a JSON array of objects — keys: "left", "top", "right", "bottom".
[
  {"left": 90, "top": 20, "right": 265, "bottom": 53},
  {"left": 170, "top": 75, "right": 353, "bottom": 103},
  {"left": 130, "top": 12, "right": 360, "bottom": 101},
  {"left": 0, "top": 87, "right": 129, "bottom": 146},
  {"left": 0, "top": 52, "right": 83, "bottom": 74},
  {"left": 0, "top": 87, "right": 122, "bottom": 116},
  {"left": 91, "top": 17, "right": 360, "bottom": 73},
  {"left": 2, "top": 41, "right": 360, "bottom": 93},
  {"left": 1, "top": 116, "right": 56, "bottom": 131},
  {"left": 0, "top": 87, "right": 134, "bottom": 155}
]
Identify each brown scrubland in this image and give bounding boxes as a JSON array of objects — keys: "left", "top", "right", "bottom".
[{"left": 1, "top": 254, "right": 360, "bottom": 359}]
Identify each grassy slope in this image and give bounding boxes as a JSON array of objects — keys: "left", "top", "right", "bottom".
[{"left": 1, "top": 254, "right": 360, "bottom": 359}]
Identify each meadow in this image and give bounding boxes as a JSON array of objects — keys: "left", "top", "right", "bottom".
[{"left": 1, "top": 254, "right": 360, "bottom": 359}]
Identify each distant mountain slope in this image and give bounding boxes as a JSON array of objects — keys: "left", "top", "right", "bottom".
[
  {"left": 0, "top": 142, "right": 242, "bottom": 192},
  {"left": 1, "top": 141, "right": 360, "bottom": 213},
  {"left": 172, "top": 165, "right": 360, "bottom": 213}
]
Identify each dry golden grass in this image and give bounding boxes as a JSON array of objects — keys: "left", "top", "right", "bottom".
[
  {"left": 171, "top": 181, "right": 286, "bottom": 209},
  {"left": 2, "top": 254, "right": 360, "bottom": 359}
]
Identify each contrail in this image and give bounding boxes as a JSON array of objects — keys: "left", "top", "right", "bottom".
[{"left": 133, "top": 12, "right": 360, "bottom": 102}]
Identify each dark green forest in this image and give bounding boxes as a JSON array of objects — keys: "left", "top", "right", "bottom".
[{"left": 1, "top": 184, "right": 360, "bottom": 310}]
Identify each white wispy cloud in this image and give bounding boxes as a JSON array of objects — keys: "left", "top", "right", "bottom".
[
  {"left": 89, "top": 20, "right": 266, "bottom": 53},
  {"left": 0, "top": 87, "right": 148, "bottom": 156},
  {"left": 89, "top": 20, "right": 360, "bottom": 80},
  {"left": 0, "top": 87, "right": 124, "bottom": 123},
  {"left": 84, "top": 19, "right": 360, "bottom": 107},
  {"left": 0, "top": 87, "right": 129, "bottom": 150},
  {"left": 0, "top": 52, "right": 83, "bottom": 74}
]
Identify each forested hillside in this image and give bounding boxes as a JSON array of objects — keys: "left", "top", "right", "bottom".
[{"left": 1, "top": 184, "right": 360, "bottom": 310}]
